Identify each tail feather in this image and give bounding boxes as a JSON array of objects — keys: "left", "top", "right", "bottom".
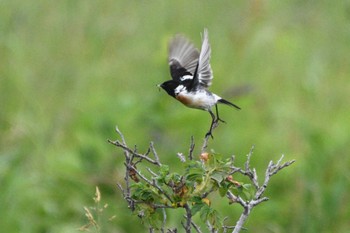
[{"left": 218, "top": 98, "right": 241, "bottom": 110}]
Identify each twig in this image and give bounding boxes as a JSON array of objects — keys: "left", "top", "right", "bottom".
[
  {"left": 255, "top": 155, "right": 295, "bottom": 199},
  {"left": 184, "top": 204, "right": 192, "bottom": 233},
  {"left": 150, "top": 141, "right": 161, "bottom": 165},
  {"left": 201, "top": 134, "right": 210, "bottom": 153},
  {"left": 161, "top": 208, "right": 166, "bottom": 233},
  {"left": 191, "top": 220, "right": 202, "bottom": 233},
  {"left": 244, "top": 146, "right": 259, "bottom": 190},
  {"left": 108, "top": 139, "right": 161, "bottom": 166},
  {"left": 188, "top": 136, "right": 195, "bottom": 160},
  {"left": 222, "top": 217, "right": 248, "bottom": 233},
  {"left": 116, "top": 183, "right": 124, "bottom": 193},
  {"left": 147, "top": 167, "right": 158, "bottom": 177},
  {"left": 230, "top": 154, "right": 295, "bottom": 233},
  {"left": 228, "top": 146, "right": 259, "bottom": 190},
  {"left": 111, "top": 128, "right": 136, "bottom": 211},
  {"left": 244, "top": 145, "right": 254, "bottom": 171},
  {"left": 115, "top": 126, "right": 127, "bottom": 148},
  {"left": 167, "top": 229, "right": 177, "bottom": 233},
  {"left": 152, "top": 204, "right": 174, "bottom": 209}
]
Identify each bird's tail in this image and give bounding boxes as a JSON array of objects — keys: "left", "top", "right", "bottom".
[{"left": 218, "top": 98, "right": 241, "bottom": 110}]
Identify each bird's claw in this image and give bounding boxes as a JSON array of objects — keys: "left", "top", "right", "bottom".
[{"left": 216, "top": 118, "right": 226, "bottom": 124}]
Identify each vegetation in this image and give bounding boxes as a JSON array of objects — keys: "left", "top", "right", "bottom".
[
  {"left": 106, "top": 128, "right": 294, "bottom": 232},
  {"left": 1, "top": 1, "right": 349, "bottom": 232}
]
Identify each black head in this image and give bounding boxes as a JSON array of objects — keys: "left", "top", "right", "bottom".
[{"left": 159, "top": 80, "right": 179, "bottom": 98}]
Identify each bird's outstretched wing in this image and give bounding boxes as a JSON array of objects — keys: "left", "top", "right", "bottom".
[
  {"left": 168, "top": 35, "right": 199, "bottom": 81},
  {"left": 194, "top": 28, "right": 213, "bottom": 88}
]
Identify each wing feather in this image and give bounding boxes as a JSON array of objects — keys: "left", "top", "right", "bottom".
[
  {"left": 196, "top": 28, "right": 213, "bottom": 88},
  {"left": 168, "top": 35, "right": 199, "bottom": 81}
]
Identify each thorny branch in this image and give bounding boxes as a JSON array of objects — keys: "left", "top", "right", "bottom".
[
  {"left": 109, "top": 127, "right": 295, "bottom": 232},
  {"left": 188, "top": 136, "right": 195, "bottom": 160},
  {"left": 226, "top": 146, "right": 295, "bottom": 233}
]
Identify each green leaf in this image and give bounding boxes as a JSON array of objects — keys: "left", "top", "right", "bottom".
[
  {"left": 135, "top": 205, "right": 163, "bottom": 229},
  {"left": 190, "top": 196, "right": 203, "bottom": 203},
  {"left": 198, "top": 204, "right": 222, "bottom": 229},
  {"left": 164, "top": 172, "right": 182, "bottom": 184},
  {"left": 242, "top": 183, "right": 254, "bottom": 199},
  {"left": 185, "top": 162, "right": 205, "bottom": 182},
  {"left": 207, "top": 209, "right": 222, "bottom": 229},
  {"left": 243, "top": 183, "right": 252, "bottom": 190},
  {"left": 130, "top": 183, "right": 158, "bottom": 202},
  {"left": 191, "top": 201, "right": 205, "bottom": 216},
  {"left": 156, "top": 165, "right": 170, "bottom": 184},
  {"left": 159, "top": 165, "right": 169, "bottom": 177},
  {"left": 210, "top": 171, "right": 226, "bottom": 185},
  {"left": 199, "top": 204, "right": 211, "bottom": 222},
  {"left": 219, "top": 186, "right": 228, "bottom": 197},
  {"left": 147, "top": 208, "right": 163, "bottom": 229},
  {"left": 186, "top": 171, "right": 204, "bottom": 182}
]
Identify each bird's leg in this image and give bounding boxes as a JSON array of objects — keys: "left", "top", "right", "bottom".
[
  {"left": 215, "top": 104, "right": 226, "bottom": 124},
  {"left": 205, "top": 110, "right": 216, "bottom": 139}
]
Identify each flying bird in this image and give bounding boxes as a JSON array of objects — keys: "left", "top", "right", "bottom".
[{"left": 159, "top": 29, "right": 240, "bottom": 138}]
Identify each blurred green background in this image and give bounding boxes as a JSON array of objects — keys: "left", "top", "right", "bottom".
[{"left": 1, "top": 0, "right": 350, "bottom": 232}]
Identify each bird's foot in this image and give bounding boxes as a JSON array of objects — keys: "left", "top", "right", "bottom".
[{"left": 216, "top": 118, "right": 226, "bottom": 124}]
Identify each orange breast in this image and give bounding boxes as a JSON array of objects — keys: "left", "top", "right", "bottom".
[
  {"left": 176, "top": 93, "right": 207, "bottom": 110},
  {"left": 176, "top": 94, "right": 193, "bottom": 106}
]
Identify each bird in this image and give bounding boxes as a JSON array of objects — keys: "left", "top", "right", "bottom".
[{"left": 159, "top": 29, "right": 240, "bottom": 138}]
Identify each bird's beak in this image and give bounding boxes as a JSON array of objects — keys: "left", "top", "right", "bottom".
[{"left": 157, "top": 84, "right": 161, "bottom": 92}]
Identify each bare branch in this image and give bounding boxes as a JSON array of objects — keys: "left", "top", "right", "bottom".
[
  {"left": 206, "top": 221, "right": 213, "bottom": 232},
  {"left": 116, "top": 183, "right": 124, "bottom": 196},
  {"left": 188, "top": 136, "right": 195, "bottom": 160},
  {"left": 244, "top": 145, "right": 254, "bottom": 172},
  {"left": 191, "top": 220, "right": 202, "bottom": 233},
  {"left": 231, "top": 153, "right": 295, "bottom": 233},
  {"left": 147, "top": 167, "right": 158, "bottom": 177},
  {"left": 109, "top": 129, "right": 136, "bottom": 212},
  {"left": 152, "top": 204, "right": 174, "bottom": 209},
  {"left": 250, "top": 197, "right": 269, "bottom": 207},
  {"left": 167, "top": 229, "right": 177, "bottom": 233},
  {"left": 201, "top": 133, "right": 211, "bottom": 153},
  {"left": 161, "top": 208, "right": 166, "bottom": 233},
  {"left": 227, "top": 190, "right": 246, "bottom": 208},
  {"left": 115, "top": 126, "right": 127, "bottom": 145},
  {"left": 112, "top": 127, "right": 130, "bottom": 160},
  {"left": 255, "top": 155, "right": 296, "bottom": 200},
  {"left": 150, "top": 141, "right": 161, "bottom": 165},
  {"left": 108, "top": 139, "right": 161, "bottom": 166},
  {"left": 222, "top": 217, "right": 248, "bottom": 233},
  {"left": 184, "top": 204, "right": 192, "bottom": 233}
]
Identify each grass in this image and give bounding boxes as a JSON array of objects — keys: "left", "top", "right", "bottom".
[{"left": 1, "top": 0, "right": 350, "bottom": 232}]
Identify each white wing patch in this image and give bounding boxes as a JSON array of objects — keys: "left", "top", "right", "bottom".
[
  {"left": 174, "top": 85, "right": 186, "bottom": 95},
  {"left": 180, "top": 75, "right": 193, "bottom": 81}
]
